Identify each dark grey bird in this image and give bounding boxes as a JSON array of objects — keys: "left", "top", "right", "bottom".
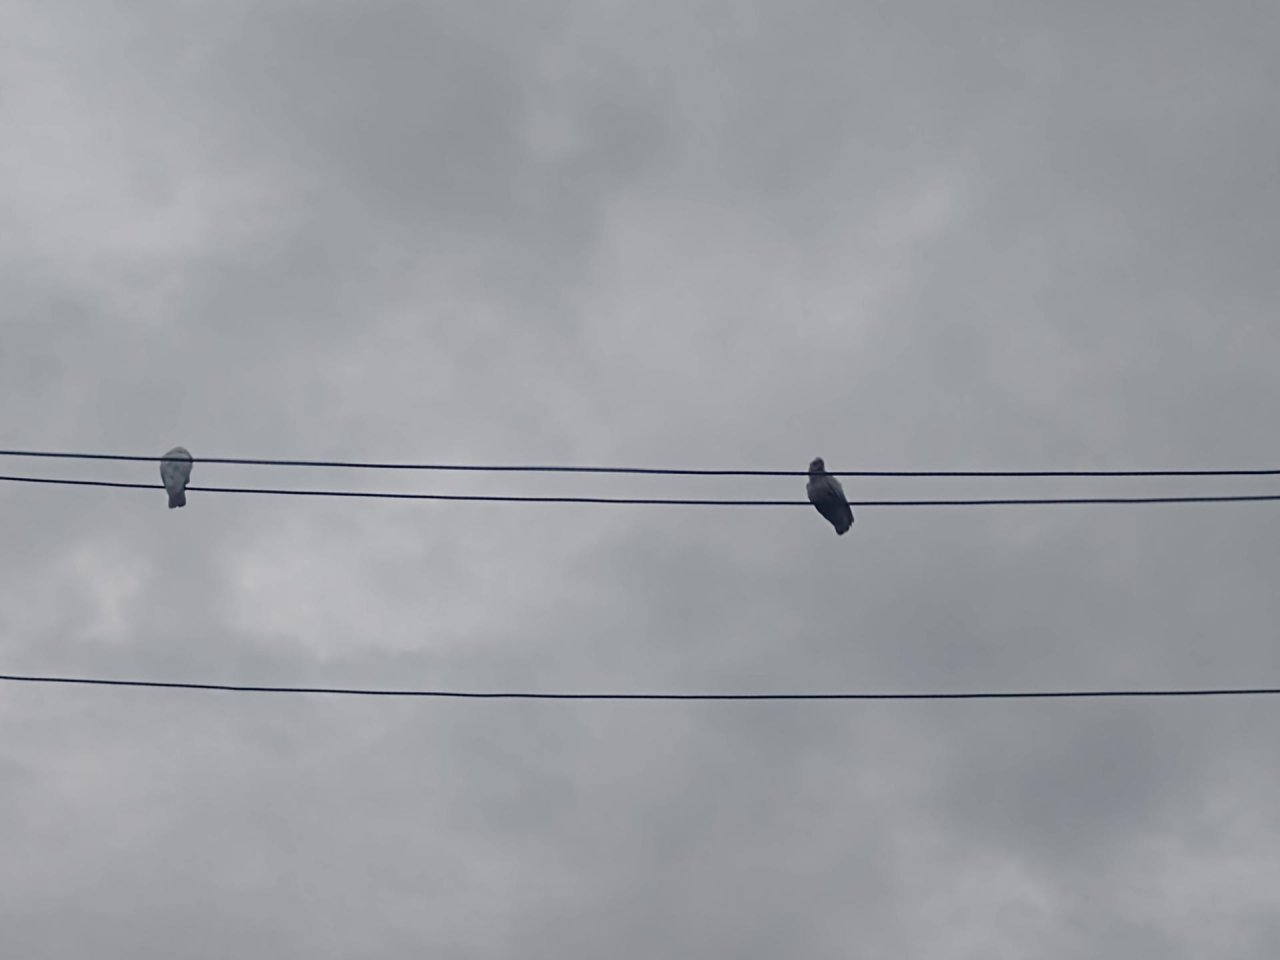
[
  {"left": 806, "top": 457, "right": 853, "bottom": 534},
  {"left": 160, "top": 446, "right": 193, "bottom": 508}
]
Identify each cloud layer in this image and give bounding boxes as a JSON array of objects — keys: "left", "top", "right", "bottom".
[{"left": 3, "top": 1, "right": 1279, "bottom": 956}]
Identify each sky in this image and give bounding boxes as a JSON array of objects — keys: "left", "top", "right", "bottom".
[{"left": 2, "top": 1, "right": 1280, "bottom": 956}]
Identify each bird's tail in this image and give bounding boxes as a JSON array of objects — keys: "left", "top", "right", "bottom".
[{"left": 168, "top": 490, "right": 187, "bottom": 509}]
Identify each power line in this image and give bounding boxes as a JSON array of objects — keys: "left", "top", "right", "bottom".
[
  {"left": 2, "top": 449, "right": 1279, "bottom": 479},
  {"left": 4, "top": 474, "right": 1280, "bottom": 507},
  {"left": 2, "top": 672, "right": 1279, "bottom": 700}
]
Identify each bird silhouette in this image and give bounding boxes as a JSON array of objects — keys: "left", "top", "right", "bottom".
[
  {"left": 160, "top": 446, "right": 193, "bottom": 509},
  {"left": 806, "top": 457, "right": 853, "bottom": 534}
]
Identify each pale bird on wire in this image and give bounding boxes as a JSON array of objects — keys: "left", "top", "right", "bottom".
[{"left": 160, "top": 446, "right": 193, "bottom": 509}]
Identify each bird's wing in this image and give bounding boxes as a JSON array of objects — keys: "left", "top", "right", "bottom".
[
  {"left": 806, "top": 477, "right": 842, "bottom": 521},
  {"left": 160, "top": 452, "right": 192, "bottom": 488}
]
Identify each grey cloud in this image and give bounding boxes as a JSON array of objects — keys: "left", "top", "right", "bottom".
[{"left": 3, "top": 0, "right": 1279, "bottom": 957}]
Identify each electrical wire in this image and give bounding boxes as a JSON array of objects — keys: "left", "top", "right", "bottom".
[
  {"left": 2, "top": 672, "right": 1279, "bottom": 700},
  {"left": 4, "top": 474, "right": 1280, "bottom": 507},
  {"left": 2, "top": 449, "right": 1279, "bottom": 479}
]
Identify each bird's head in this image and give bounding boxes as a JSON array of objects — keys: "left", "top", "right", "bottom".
[{"left": 808, "top": 457, "right": 826, "bottom": 475}]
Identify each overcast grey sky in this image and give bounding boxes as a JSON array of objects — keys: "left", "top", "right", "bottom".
[{"left": 3, "top": 1, "right": 1280, "bottom": 956}]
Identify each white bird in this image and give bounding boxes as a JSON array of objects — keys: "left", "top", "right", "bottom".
[
  {"left": 806, "top": 457, "right": 853, "bottom": 535},
  {"left": 160, "top": 446, "right": 193, "bottom": 509}
]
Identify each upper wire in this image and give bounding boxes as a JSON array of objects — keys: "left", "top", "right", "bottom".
[{"left": 3, "top": 449, "right": 1280, "bottom": 479}]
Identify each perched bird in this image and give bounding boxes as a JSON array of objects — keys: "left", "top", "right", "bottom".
[
  {"left": 160, "top": 446, "right": 194, "bottom": 509},
  {"left": 806, "top": 457, "right": 853, "bottom": 535}
]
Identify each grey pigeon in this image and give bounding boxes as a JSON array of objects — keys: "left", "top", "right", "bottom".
[
  {"left": 160, "top": 446, "right": 193, "bottom": 509},
  {"left": 806, "top": 457, "right": 853, "bottom": 534}
]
